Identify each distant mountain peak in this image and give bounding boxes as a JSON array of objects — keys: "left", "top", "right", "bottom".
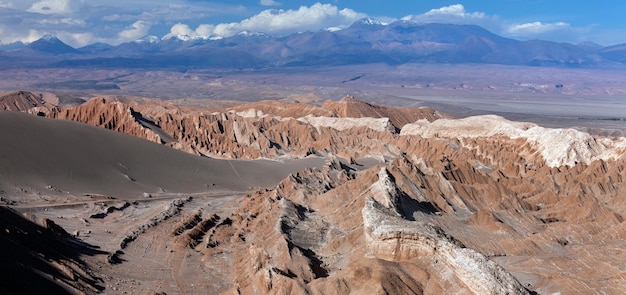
[
  {"left": 169, "top": 34, "right": 192, "bottom": 41},
  {"left": 356, "top": 17, "right": 383, "bottom": 26},
  {"left": 135, "top": 35, "right": 160, "bottom": 44},
  {"left": 0, "top": 41, "right": 25, "bottom": 51},
  {"left": 350, "top": 17, "right": 387, "bottom": 28},
  {"left": 40, "top": 33, "right": 58, "bottom": 42},
  {"left": 396, "top": 19, "right": 419, "bottom": 25},
  {"left": 28, "top": 34, "right": 76, "bottom": 54},
  {"left": 574, "top": 41, "right": 606, "bottom": 54},
  {"left": 163, "top": 33, "right": 224, "bottom": 42},
  {"left": 577, "top": 41, "right": 601, "bottom": 47},
  {"left": 237, "top": 31, "right": 268, "bottom": 37}
]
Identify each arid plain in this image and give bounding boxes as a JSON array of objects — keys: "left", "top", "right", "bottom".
[{"left": 2, "top": 63, "right": 626, "bottom": 128}]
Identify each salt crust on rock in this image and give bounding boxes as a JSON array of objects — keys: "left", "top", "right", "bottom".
[
  {"left": 362, "top": 168, "right": 529, "bottom": 295},
  {"left": 401, "top": 115, "right": 626, "bottom": 167}
]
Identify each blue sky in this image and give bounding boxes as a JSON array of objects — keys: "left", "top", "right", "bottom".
[{"left": 0, "top": 1, "right": 624, "bottom": 47}]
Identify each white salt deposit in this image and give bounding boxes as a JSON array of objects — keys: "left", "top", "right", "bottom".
[
  {"left": 401, "top": 115, "right": 625, "bottom": 167},
  {"left": 297, "top": 115, "right": 393, "bottom": 132}
]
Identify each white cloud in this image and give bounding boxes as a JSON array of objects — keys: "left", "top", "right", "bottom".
[
  {"left": 39, "top": 17, "right": 85, "bottom": 26},
  {"left": 167, "top": 23, "right": 193, "bottom": 37},
  {"left": 55, "top": 31, "right": 96, "bottom": 47},
  {"left": 508, "top": 21, "right": 570, "bottom": 35},
  {"left": 0, "top": 1, "right": 619, "bottom": 47},
  {"left": 425, "top": 4, "right": 484, "bottom": 18},
  {"left": 195, "top": 24, "right": 215, "bottom": 37},
  {"left": 402, "top": 4, "right": 487, "bottom": 24},
  {"left": 398, "top": 4, "right": 583, "bottom": 42},
  {"left": 0, "top": 25, "right": 43, "bottom": 44},
  {"left": 260, "top": 0, "right": 281, "bottom": 6},
  {"left": 116, "top": 20, "right": 151, "bottom": 43},
  {"left": 27, "top": 0, "right": 78, "bottom": 15},
  {"left": 99, "top": 2, "right": 247, "bottom": 23},
  {"left": 165, "top": 3, "right": 365, "bottom": 39}
]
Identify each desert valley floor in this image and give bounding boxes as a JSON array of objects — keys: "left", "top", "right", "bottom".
[{"left": 1, "top": 85, "right": 626, "bottom": 294}]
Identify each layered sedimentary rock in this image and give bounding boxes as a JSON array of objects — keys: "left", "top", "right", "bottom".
[
  {"left": 0, "top": 206, "right": 104, "bottom": 294},
  {"left": 0, "top": 90, "right": 58, "bottom": 115},
  {"left": 49, "top": 97, "right": 165, "bottom": 144},
  {"left": 401, "top": 115, "right": 626, "bottom": 167},
  {"left": 41, "top": 95, "right": 445, "bottom": 160},
  {"left": 321, "top": 95, "right": 449, "bottom": 130},
  {"left": 8, "top": 92, "right": 626, "bottom": 294},
  {"left": 198, "top": 134, "right": 626, "bottom": 293}
]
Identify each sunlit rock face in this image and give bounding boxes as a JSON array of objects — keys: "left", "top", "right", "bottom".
[{"left": 7, "top": 94, "right": 626, "bottom": 294}]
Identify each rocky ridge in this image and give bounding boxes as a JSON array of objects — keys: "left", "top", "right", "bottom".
[
  {"left": 0, "top": 206, "right": 104, "bottom": 294},
  {"left": 50, "top": 97, "right": 165, "bottom": 144},
  {"left": 197, "top": 135, "right": 626, "bottom": 293},
  {"left": 4, "top": 92, "right": 626, "bottom": 293},
  {"left": 0, "top": 90, "right": 58, "bottom": 113},
  {"left": 36, "top": 95, "right": 624, "bottom": 169},
  {"left": 33, "top": 95, "right": 445, "bottom": 160},
  {"left": 401, "top": 115, "right": 626, "bottom": 167}
]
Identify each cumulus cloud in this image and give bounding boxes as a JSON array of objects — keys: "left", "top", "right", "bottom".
[
  {"left": 27, "top": 0, "right": 78, "bottom": 15},
  {"left": 39, "top": 17, "right": 85, "bottom": 26},
  {"left": 55, "top": 31, "right": 97, "bottom": 47},
  {"left": 0, "top": 25, "right": 43, "bottom": 44},
  {"left": 0, "top": 1, "right": 615, "bottom": 47},
  {"left": 117, "top": 20, "right": 151, "bottom": 43},
  {"left": 503, "top": 21, "right": 587, "bottom": 43},
  {"left": 398, "top": 4, "right": 583, "bottom": 42},
  {"left": 260, "top": 0, "right": 281, "bottom": 6},
  {"left": 507, "top": 21, "right": 570, "bottom": 35},
  {"left": 106, "top": 2, "right": 246, "bottom": 23},
  {"left": 163, "top": 23, "right": 211, "bottom": 40},
  {"left": 164, "top": 3, "right": 365, "bottom": 39},
  {"left": 402, "top": 4, "right": 487, "bottom": 24}
]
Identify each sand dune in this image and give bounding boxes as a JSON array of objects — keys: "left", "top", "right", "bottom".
[{"left": 0, "top": 111, "right": 322, "bottom": 198}]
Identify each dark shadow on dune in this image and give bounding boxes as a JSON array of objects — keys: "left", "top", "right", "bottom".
[{"left": 0, "top": 206, "right": 106, "bottom": 294}]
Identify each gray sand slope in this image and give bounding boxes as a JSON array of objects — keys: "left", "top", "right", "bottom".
[{"left": 0, "top": 111, "right": 322, "bottom": 197}]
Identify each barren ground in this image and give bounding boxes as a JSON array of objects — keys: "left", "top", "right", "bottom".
[{"left": 2, "top": 63, "right": 626, "bottom": 294}]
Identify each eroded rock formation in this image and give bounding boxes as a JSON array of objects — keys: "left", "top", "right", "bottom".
[
  {"left": 0, "top": 90, "right": 59, "bottom": 115},
  {"left": 6, "top": 92, "right": 626, "bottom": 294}
]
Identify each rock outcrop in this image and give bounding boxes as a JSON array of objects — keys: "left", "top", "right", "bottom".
[
  {"left": 0, "top": 90, "right": 59, "bottom": 115},
  {"left": 0, "top": 206, "right": 104, "bottom": 294},
  {"left": 401, "top": 115, "right": 626, "bottom": 167},
  {"left": 39, "top": 96, "right": 445, "bottom": 160},
  {"left": 197, "top": 134, "right": 626, "bottom": 293},
  {"left": 49, "top": 97, "right": 165, "bottom": 144},
  {"left": 7, "top": 93, "right": 626, "bottom": 294},
  {"left": 322, "top": 95, "right": 449, "bottom": 130},
  {"left": 0, "top": 91, "right": 46, "bottom": 111}
]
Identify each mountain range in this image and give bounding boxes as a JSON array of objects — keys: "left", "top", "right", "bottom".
[{"left": 2, "top": 18, "right": 626, "bottom": 69}]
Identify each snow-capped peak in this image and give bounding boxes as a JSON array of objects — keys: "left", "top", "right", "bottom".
[
  {"left": 324, "top": 27, "right": 343, "bottom": 32},
  {"left": 236, "top": 31, "right": 268, "bottom": 37},
  {"left": 40, "top": 33, "right": 59, "bottom": 42},
  {"left": 355, "top": 17, "right": 383, "bottom": 26},
  {"left": 162, "top": 34, "right": 223, "bottom": 42},
  {"left": 135, "top": 35, "right": 160, "bottom": 44}
]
